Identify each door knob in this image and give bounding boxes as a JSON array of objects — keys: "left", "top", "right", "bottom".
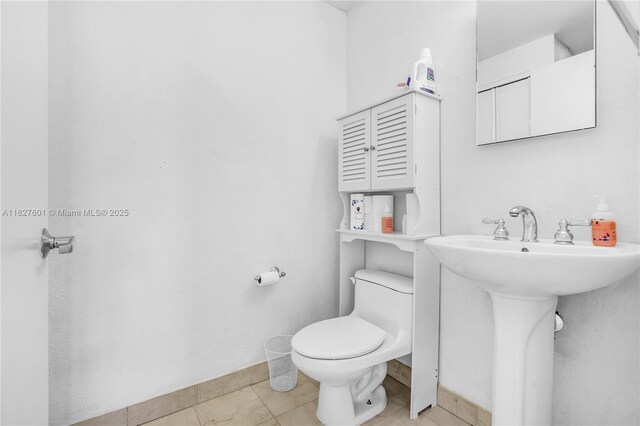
[{"left": 41, "top": 228, "right": 75, "bottom": 259}]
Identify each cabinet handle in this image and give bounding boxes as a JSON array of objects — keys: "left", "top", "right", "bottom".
[
  {"left": 363, "top": 147, "right": 369, "bottom": 152},
  {"left": 370, "top": 145, "right": 376, "bottom": 151}
]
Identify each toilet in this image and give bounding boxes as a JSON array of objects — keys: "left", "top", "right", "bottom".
[{"left": 291, "top": 269, "right": 413, "bottom": 426}]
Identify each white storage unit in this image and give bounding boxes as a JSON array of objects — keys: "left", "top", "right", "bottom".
[
  {"left": 339, "top": 91, "right": 434, "bottom": 193},
  {"left": 478, "top": 78, "right": 531, "bottom": 144},
  {"left": 477, "top": 89, "right": 495, "bottom": 145},
  {"left": 338, "top": 111, "right": 371, "bottom": 192},
  {"left": 370, "top": 95, "right": 415, "bottom": 190},
  {"left": 477, "top": 48, "right": 596, "bottom": 145},
  {"left": 336, "top": 89, "right": 442, "bottom": 420},
  {"left": 495, "top": 77, "right": 531, "bottom": 141},
  {"left": 530, "top": 50, "right": 596, "bottom": 136},
  {"left": 477, "top": 34, "right": 568, "bottom": 90}
]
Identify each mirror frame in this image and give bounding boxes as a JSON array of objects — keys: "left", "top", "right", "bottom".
[{"left": 476, "top": 0, "right": 597, "bottom": 146}]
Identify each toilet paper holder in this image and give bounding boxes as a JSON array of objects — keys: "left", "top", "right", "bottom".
[{"left": 254, "top": 266, "right": 286, "bottom": 282}]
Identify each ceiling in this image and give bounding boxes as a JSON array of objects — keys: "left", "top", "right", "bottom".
[
  {"left": 323, "top": 1, "right": 360, "bottom": 12},
  {"left": 477, "top": 0, "right": 594, "bottom": 60}
]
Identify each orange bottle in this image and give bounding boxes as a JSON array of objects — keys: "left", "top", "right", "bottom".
[
  {"left": 381, "top": 203, "right": 393, "bottom": 234},
  {"left": 591, "top": 196, "right": 617, "bottom": 247}
]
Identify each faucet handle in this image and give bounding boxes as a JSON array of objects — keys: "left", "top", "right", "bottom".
[
  {"left": 482, "top": 218, "right": 502, "bottom": 224},
  {"left": 554, "top": 219, "right": 592, "bottom": 245},
  {"left": 482, "top": 218, "right": 510, "bottom": 240}
]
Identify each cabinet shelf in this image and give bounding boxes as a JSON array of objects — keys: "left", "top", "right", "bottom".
[
  {"left": 336, "top": 229, "right": 438, "bottom": 241},
  {"left": 336, "top": 229, "right": 440, "bottom": 252}
]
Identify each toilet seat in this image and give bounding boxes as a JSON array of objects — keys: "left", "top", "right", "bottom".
[{"left": 291, "top": 316, "right": 385, "bottom": 360}]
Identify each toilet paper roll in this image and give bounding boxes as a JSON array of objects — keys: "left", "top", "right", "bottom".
[
  {"left": 406, "top": 194, "right": 419, "bottom": 235},
  {"left": 363, "top": 196, "right": 373, "bottom": 213},
  {"left": 363, "top": 195, "right": 373, "bottom": 231},
  {"left": 257, "top": 271, "right": 280, "bottom": 287},
  {"left": 364, "top": 213, "right": 373, "bottom": 231}
]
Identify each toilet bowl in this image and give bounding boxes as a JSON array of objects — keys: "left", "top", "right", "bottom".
[{"left": 291, "top": 270, "right": 413, "bottom": 426}]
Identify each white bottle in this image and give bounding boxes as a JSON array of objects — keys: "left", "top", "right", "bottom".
[{"left": 411, "top": 48, "right": 436, "bottom": 95}]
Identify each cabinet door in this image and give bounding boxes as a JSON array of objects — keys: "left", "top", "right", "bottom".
[
  {"left": 338, "top": 110, "right": 371, "bottom": 192},
  {"left": 477, "top": 88, "right": 495, "bottom": 145},
  {"left": 530, "top": 50, "right": 595, "bottom": 136},
  {"left": 371, "top": 94, "right": 414, "bottom": 190},
  {"left": 496, "top": 77, "right": 531, "bottom": 141}
]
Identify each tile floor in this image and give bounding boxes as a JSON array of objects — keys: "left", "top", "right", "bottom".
[{"left": 142, "top": 373, "right": 470, "bottom": 426}]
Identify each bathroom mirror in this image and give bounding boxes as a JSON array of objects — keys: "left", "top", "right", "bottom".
[{"left": 476, "top": 1, "right": 596, "bottom": 145}]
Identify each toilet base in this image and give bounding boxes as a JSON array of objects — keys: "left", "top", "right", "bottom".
[
  {"left": 317, "top": 384, "right": 387, "bottom": 426},
  {"left": 354, "top": 385, "right": 387, "bottom": 425}
]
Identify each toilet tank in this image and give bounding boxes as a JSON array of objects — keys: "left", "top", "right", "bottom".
[{"left": 352, "top": 269, "right": 413, "bottom": 336}]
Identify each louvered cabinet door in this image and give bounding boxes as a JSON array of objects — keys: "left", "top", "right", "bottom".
[
  {"left": 338, "top": 110, "right": 371, "bottom": 192},
  {"left": 371, "top": 95, "right": 415, "bottom": 190}
]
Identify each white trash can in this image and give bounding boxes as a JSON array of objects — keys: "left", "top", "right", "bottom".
[{"left": 264, "top": 335, "right": 298, "bottom": 392}]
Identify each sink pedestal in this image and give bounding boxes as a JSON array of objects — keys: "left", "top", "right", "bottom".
[
  {"left": 426, "top": 235, "right": 640, "bottom": 425},
  {"left": 490, "top": 293, "right": 558, "bottom": 425}
]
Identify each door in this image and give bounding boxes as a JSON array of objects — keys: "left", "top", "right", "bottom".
[
  {"left": 338, "top": 110, "right": 371, "bottom": 192},
  {"left": 1, "top": 2, "right": 50, "bottom": 424},
  {"left": 496, "top": 78, "right": 531, "bottom": 141},
  {"left": 371, "top": 94, "right": 414, "bottom": 190}
]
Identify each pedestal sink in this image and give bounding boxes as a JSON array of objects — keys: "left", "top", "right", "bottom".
[{"left": 425, "top": 235, "right": 640, "bottom": 425}]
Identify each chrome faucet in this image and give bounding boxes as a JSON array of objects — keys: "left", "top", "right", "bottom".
[
  {"left": 509, "top": 206, "right": 539, "bottom": 242},
  {"left": 554, "top": 219, "right": 592, "bottom": 245},
  {"left": 482, "top": 218, "right": 510, "bottom": 240}
]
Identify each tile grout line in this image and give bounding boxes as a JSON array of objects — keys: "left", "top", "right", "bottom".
[
  {"left": 193, "top": 384, "right": 209, "bottom": 426},
  {"left": 274, "top": 397, "right": 319, "bottom": 422},
  {"left": 252, "top": 376, "right": 319, "bottom": 423},
  {"left": 248, "top": 384, "right": 278, "bottom": 423},
  {"left": 193, "top": 404, "right": 205, "bottom": 426}
]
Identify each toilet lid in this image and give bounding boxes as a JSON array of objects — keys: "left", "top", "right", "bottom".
[{"left": 291, "top": 316, "right": 386, "bottom": 360}]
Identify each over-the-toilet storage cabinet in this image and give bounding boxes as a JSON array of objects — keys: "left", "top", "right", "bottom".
[{"left": 335, "top": 90, "right": 441, "bottom": 420}]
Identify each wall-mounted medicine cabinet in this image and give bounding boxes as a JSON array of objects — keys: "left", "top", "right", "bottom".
[{"left": 476, "top": 0, "right": 596, "bottom": 145}]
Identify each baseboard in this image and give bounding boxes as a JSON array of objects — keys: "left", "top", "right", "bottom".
[
  {"left": 73, "top": 361, "right": 270, "bottom": 426},
  {"left": 387, "top": 358, "right": 412, "bottom": 388},
  {"left": 387, "top": 359, "right": 492, "bottom": 426},
  {"left": 76, "top": 359, "right": 492, "bottom": 426}
]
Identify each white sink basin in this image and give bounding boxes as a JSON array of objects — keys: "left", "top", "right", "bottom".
[
  {"left": 426, "top": 235, "right": 639, "bottom": 425},
  {"left": 426, "top": 235, "right": 640, "bottom": 298}
]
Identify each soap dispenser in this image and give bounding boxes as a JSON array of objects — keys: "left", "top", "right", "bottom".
[{"left": 591, "top": 196, "right": 617, "bottom": 247}]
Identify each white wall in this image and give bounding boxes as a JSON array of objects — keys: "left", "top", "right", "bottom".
[
  {"left": 348, "top": 1, "right": 639, "bottom": 424},
  {"left": 48, "top": 2, "right": 346, "bottom": 424}
]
